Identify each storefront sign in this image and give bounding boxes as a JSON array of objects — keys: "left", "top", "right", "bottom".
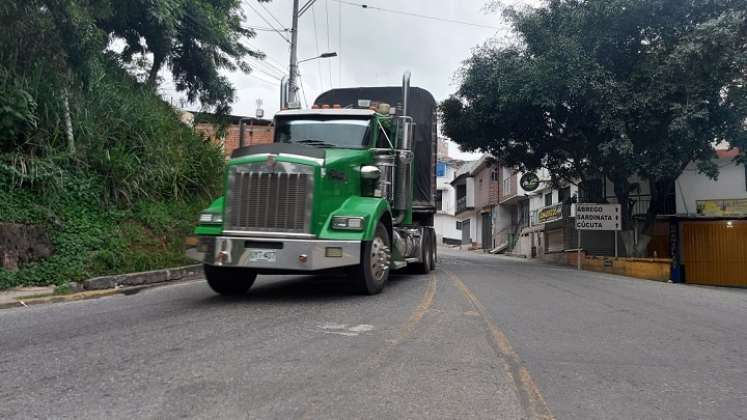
[
  {"left": 575, "top": 204, "right": 621, "bottom": 231},
  {"left": 520, "top": 173, "right": 540, "bottom": 192},
  {"left": 696, "top": 198, "right": 747, "bottom": 217},
  {"left": 538, "top": 203, "right": 563, "bottom": 224}
]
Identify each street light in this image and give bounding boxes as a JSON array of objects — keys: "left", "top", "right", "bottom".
[
  {"left": 285, "top": 52, "right": 338, "bottom": 108},
  {"left": 298, "top": 52, "right": 338, "bottom": 64}
]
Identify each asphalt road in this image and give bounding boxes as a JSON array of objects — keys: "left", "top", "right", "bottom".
[{"left": 1, "top": 249, "right": 745, "bottom": 419}]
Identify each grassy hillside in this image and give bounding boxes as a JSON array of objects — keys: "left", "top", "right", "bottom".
[{"left": 0, "top": 58, "right": 224, "bottom": 289}]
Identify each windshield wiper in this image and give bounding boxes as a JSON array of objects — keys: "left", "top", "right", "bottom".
[{"left": 295, "top": 139, "right": 338, "bottom": 148}]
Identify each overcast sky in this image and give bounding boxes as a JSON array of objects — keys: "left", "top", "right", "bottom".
[{"left": 162, "top": 0, "right": 539, "bottom": 159}]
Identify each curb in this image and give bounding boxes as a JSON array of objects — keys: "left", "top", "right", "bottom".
[
  {"left": 0, "top": 264, "right": 204, "bottom": 310},
  {"left": 82, "top": 264, "right": 203, "bottom": 291}
]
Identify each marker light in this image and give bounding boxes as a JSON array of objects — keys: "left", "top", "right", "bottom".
[{"left": 325, "top": 247, "right": 343, "bottom": 258}]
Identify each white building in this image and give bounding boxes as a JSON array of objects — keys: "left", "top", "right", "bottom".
[
  {"left": 450, "top": 160, "right": 480, "bottom": 247},
  {"left": 434, "top": 158, "right": 466, "bottom": 245},
  {"left": 676, "top": 149, "right": 747, "bottom": 217}
]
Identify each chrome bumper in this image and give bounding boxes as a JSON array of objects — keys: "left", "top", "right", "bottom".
[{"left": 188, "top": 236, "right": 361, "bottom": 271}]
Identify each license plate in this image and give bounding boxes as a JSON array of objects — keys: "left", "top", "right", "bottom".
[{"left": 248, "top": 249, "right": 277, "bottom": 263}]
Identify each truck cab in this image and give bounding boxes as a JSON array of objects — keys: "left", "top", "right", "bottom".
[{"left": 189, "top": 74, "right": 437, "bottom": 295}]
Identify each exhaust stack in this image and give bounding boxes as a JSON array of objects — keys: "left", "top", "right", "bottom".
[
  {"left": 393, "top": 71, "right": 415, "bottom": 217},
  {"left": 280, "top": 76, "right": 289, "bottom": 109},
  {"left": 402, "top": 71, "right": 411, "bottom": 118}
]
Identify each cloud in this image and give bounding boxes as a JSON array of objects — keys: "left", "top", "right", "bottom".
[{"left": 165, "top": 0, "right": 541, "bottom": 118}]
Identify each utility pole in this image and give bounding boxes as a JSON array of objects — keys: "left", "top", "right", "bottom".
[{"left": 287, "top": 0, "right": 300, "bottom": 108}]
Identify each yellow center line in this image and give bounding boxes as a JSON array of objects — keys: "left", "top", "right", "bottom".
[
  {"left": 446, "top": 269, "right": 556, "bottom": 420},
  {"left": 400, "top": 271, "right": 438, "bottom": 336},
  {"left": 376, "top": 271, "right": 438, "bottom": 360}
]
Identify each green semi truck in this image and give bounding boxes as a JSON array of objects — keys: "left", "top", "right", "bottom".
[{"left": 189, "top": 73, "right": 437, "bottom": 295}]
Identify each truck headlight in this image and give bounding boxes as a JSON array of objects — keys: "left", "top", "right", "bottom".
[
  {"left": 199, "top": 213, "right": 223, "bottom": 224},
  {"left": 332, "top": 216, "right": 364, "bottom": 231}
]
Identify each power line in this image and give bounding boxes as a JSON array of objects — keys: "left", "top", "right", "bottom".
[
  {"left": 243, "top": 40, "right": 290, "bottom": 74},
  {"left": 240, "top": 74, "right": 280, "bottom": 89},
  {"left": 243, "top": 25, "right": 290, "bottom": 32},
  {"left": 311, "top": 2, "right": 324, "bottom": 90},
  {"left": 244, "top": 1, "right": 291, "bottom": 43},
  {"left": 331, "top": 0, "right": 501, "bottom": 30},
  {"left": 179, "top": 11, "right": 285, "bottom": 81},
  {"left": 250, "top": 59, "right": 286, "bottom": 79},
  {"left": 298, "top": 75, "right": 309, "bottom": 108},
  {"left": 338, "top": 0, "right": 342, "bottom": 86},
  {"left": 253, "top": 67, "right": 284, "bottom": 81},
  {"left": 257, "top": 0, "right": 288, "bottom": 30},
  {"left": 325, "top": 0, "right": 333, "bottom": 88}
]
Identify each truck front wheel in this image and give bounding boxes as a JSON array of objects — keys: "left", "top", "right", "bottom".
[
  {"left": 204, "top": 265, "right": 257, "bottom": 296},
  {"left": 352, "top": 222, "right": 391, "bottom": 295}
]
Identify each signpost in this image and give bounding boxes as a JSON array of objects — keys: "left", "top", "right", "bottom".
[{"left": 574, "top": 204, "right": 622, "bottom": 270}]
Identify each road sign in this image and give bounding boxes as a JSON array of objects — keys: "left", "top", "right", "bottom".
[{"left": 574, "top": 204, "right": 621, "bottom": 231}]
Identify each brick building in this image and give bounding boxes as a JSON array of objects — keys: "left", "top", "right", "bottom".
[{"left": 188, "top": 112, "right": 274, "bottom": 158}]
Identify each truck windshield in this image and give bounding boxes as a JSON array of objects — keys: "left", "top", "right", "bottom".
[{"left": 275, "top": 118, "right": 371, "bottom": 149}]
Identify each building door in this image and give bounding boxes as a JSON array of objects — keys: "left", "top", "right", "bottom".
[
  {"left": 681, "top": 221, "right": 747, "bottom": 287},
  {"left": 482, "top": 213, "right": 492, "bottom": 250},
  {"left": 461, "top": 219, "right": 471, "bottom": 245}
]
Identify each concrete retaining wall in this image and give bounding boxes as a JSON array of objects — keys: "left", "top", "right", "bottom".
[{"left": 566, "top": 252, "right": 671, "bottom": 282}]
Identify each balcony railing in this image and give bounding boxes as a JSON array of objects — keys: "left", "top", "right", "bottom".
[
  {"left": 500, "top": 174, "right": 518, "bottom": 201},
  {"left": 577, "top": 194, "right": 676, "bottom": 216},
  {"left": 456, "top": 196, "right": 468, "bottom": 213}
]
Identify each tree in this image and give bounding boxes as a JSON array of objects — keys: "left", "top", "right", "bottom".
[
  {"left": 442, "top": 0, "right": 747, "bottom": 256},
  {"left": 100, "top": 0, "right": 272, "bottom": 110}
]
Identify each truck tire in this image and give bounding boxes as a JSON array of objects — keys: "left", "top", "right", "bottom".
[
  {"left": 204, "top": 264, "right": 257, "bottom": 296},
  {"left": 352, "top": 222, "right": 391, "bottom": 295},
  {"left": 412, "top": 230, "right": 435, "bottom": 274}
]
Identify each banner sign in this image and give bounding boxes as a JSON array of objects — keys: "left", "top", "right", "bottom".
[
  {"left": 538, "top": 203, "right": 563, "bottom": 224},
  {"left": 696, "top": 198, "right": 747, "bottom": 217},
  {"left": 575, "top": 204, "right": 621, "bottom": 231}
]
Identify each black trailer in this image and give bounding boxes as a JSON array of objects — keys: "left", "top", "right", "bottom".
[{"left": 314, "top": 86, "right": 438, "bottom": 218}]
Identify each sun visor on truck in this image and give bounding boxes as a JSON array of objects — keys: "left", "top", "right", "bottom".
[{"left": 314, "top": 87, "right": 437, "bottom": 211}]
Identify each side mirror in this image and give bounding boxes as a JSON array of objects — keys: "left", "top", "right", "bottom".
[{"left": 361, "top": 166, "right": 381, "bottom": 180}]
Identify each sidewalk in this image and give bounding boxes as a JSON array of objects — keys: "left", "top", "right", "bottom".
[{"left": 0, "top": 286, "right": 55, "bottom": 307}]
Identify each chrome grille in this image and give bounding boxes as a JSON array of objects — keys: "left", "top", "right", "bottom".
[{"left": 226, "top": 163, "right": 314, "bottom": 234}]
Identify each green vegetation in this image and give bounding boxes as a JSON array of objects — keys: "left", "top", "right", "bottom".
[
  {"left": 0, "top": 1, "right": 252, "bottom": 289},
  {"left": 0, "top": 59, "right": 224, "bottom": 289},
  {"left": 442, "top": 0, "right": 747, "bottom": 256}
]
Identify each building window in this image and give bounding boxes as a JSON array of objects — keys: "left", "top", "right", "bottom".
[
  {"left": 491, "top": 170, "right": 498, "bottom": 181},
  {"left": 545, "top": 193, "right": 553, "bottom": 207},
  {"left": 436, "top": 190, "right": 443, "bottom": 211},
  {"left": 579, "top": 178, "right": 605, "bottom": 203},
  {"left": 437, "top": 162, "right": 446, "bottom": 177},
  {"left": 456, "top": 221, "right": 462, "bottom": 230},
  {"left": 559, "top": 186, "right": 571, "bottom": 203}
]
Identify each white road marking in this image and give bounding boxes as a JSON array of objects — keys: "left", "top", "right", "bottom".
[
  {"left": 317, "top": 323, "right": 375, "bottom": 336},
  {"left": 348, "top": 324, "right": 374, "bottom": 332},
  {"left": 320, "top": 331, "right": 360, "bottom": 337},
  {"left": 319, "top": 322, "right": 348, "bottom": 330}
]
